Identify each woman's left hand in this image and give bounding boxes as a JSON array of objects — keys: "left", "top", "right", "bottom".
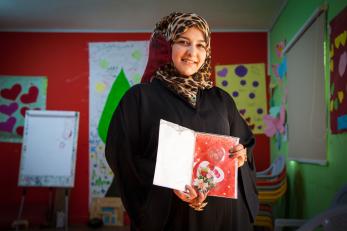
[
  {"left": 173, "top": 185, "right": 208, "bottom": 211},
  {"left": 173, "top": 185, "right": 198, "bottom": 203},
  {"left": 229, "top": 143, "right": 248, "bottom": 168}
]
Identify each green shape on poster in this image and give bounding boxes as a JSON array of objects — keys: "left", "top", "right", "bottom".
[{"left": 98, "top": 69, "right": 130, "bottom": 143}]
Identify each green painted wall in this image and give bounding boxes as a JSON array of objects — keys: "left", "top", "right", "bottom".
[{"left": 269, "top": 0, "right": 347, "bottom": 219}]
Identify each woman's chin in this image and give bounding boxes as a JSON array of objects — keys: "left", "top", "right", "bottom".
[{"left": 179, "top": 70, "right": 197, "bottom": 77}]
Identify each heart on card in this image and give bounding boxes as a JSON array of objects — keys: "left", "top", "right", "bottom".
[
  {"left": 0, "top": 117, "right": 17, "bottom": 133},
  {"left": 20, "top": 86, "right": 39, "bottom": 104},
  {"left": 0, "top": 102, "right": 19, "bottom": 116},
  {"left": 16, "top": 126, "right": 24, "bottom": 136},
  {"left": 0, "top": 84, "right": 22, "bottom": 100}
]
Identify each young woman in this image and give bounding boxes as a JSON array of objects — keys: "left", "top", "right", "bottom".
[{"left": 105, "top": 12, "right": 258, "bottom": 231}]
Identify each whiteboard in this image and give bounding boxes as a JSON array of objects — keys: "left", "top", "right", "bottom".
[{"left": 18, "top": 110, "right": 79, "bottom": 187}]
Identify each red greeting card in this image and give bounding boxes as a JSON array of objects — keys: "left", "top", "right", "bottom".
[
  {"left": 192, "top": 133, "right": 239, "bottom": 199},
  {"left": 154, "top": 119, "right": 239, "bottom": 199}
]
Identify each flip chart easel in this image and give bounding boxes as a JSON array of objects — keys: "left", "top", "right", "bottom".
[{"left": 14, "top": 110, "right": 79, "bottom": 231}]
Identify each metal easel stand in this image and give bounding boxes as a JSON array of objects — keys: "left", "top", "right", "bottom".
[
  {"left": 13, "top": 188, "right": 29, "bottom": 230},
  {"left": 64, "top": 189, "right": 69, "bottom": 231},
  {"left": 13, "top": 188, "right": 70, "bottom": 230},
  {"left": 56, "top": 188, "right": 70, "bottom": 231}
]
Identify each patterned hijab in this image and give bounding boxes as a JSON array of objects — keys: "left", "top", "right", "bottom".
[{"left": 141, "top": 12, "right": 213, "bottom": 107}]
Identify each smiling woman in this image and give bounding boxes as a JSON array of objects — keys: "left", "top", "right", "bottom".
[
  {"left": 105, "top": 12, "right": 258, "bottom": 231},
  {"left": 171, "top": 27, "right": 207, "bottom": 77}
]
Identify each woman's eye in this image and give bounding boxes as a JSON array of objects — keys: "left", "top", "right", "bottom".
[
  {"left": 177, "top": 40, "right": 189, "bottom": 46},
  {"left": 175, "top": 40, "right": 206, "bottom": 50},
  {"left": 197, "top": 44, "right": 206, "bottom": 49}
]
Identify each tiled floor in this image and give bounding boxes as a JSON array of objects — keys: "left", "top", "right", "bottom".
[
  {"left": 7, "top": 224, "right": 269, "bottom": 231},
  {"left": 6, "top": 225, "right": 130, "bottom": 231}
]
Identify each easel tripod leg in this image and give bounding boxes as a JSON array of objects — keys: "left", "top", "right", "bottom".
[
  {"left": 13, "top": 188, "right": 29, "bottom": 230},
  {"left": 65, "top": 189, "right": 69, "bottom": 231}
]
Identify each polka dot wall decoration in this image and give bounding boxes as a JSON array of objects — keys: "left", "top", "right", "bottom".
[{"left": 215, "top": 64, "right": 267, "bottom": 134}]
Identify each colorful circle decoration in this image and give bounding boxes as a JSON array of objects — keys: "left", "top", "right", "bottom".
[
  {"left": 235, "top": 65, "right": 248, "bottom": 77},
  {"left": 222, "top": 80, "right": 228, "bottom": 87},
  {"left": 249, "top": 93, "right": 255, "bottom": 99},
  {"left": 257, "top": 108, "right": 263, "bottom": 114},
  {"left": 215, "top": 63, "right": 267, "bottom": 134}
]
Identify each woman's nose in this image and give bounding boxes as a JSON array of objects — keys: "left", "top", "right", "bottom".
[{"left": 186, "top": 44, "right": 197, "bottom": 55}]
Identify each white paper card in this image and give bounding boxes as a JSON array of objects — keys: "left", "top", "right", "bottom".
[{"left": 153, "top": 119, "right": 195, "bottom": 191}]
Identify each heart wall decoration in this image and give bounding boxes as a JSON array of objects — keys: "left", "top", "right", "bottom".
[{"left": 0, "top": 76, "right": 47, "bottom": 143}]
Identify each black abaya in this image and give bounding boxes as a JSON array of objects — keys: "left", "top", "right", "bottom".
[{"left": 105, "top": 78, "right": 259, "bottom": 231}]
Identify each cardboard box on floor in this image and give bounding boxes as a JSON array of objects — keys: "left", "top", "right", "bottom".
[{"left": 90, "top": 197, "right": 124, "bottom": 226}]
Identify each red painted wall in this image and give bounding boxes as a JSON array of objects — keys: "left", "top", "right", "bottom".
[{"left": 0, "top": 32, "right": 269, "bottom": 228}]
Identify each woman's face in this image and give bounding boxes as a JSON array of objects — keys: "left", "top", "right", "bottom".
[{"left": 171, "top": 27, "right": 207, "bottom": 77}]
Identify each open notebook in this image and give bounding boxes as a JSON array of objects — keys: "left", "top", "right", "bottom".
[{"left": 153, "top": 119, "right": 239, "bottom": 199}]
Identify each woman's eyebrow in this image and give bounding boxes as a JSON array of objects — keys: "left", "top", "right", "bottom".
[{"left": 178, "top": 36, "right": 206, "bottom": 44}]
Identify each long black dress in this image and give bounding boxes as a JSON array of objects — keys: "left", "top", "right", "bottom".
[{"left": 105, "top": 78, "right": 259, "bottom": 231}]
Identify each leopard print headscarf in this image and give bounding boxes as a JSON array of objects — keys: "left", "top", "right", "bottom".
[{"left": 151, "top": 12, "right": 213, "bottom": 108}]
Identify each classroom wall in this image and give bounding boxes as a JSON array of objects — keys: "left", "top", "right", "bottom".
[
  {"left": 0, "top": 31, "right": 269, "bottom": 228},
  {"left": 269, "top": 0, "right": 347, "bottom": 219}
]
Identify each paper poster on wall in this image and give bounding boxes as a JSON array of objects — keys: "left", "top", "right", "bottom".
[
  {"left": 0, "top": 76, "right": 47, "bottom": 143},
  {"left": 330, "top": 6, "right": 347, "bottom": 134},
  {"left": 89, "top": 41, "right": 149, "bottom": 198},
  {"left": 18, "top": 110, "right": 79, "bottom": 187},
  {"left": 215, "top": 64, "right": 267, "bottom": 134}
]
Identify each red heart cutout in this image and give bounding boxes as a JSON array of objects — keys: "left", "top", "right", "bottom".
[
  {"left": 0, "top": 117, "right": 16, "bottom": 133},
  {"left": 20, "top": 107, "right": 30, "bottom": 117},
  {"left": 0, "top": 102, "right": 19, "bottom": 116},
  {"left": 1, "top": 84, "right": 22, "bottom": 100},
  {"left": 20, "top": 86, "right": 39, "bottom": 104},
  {"left": 16, "top": 126, "right": 24, "bottom": 136}
]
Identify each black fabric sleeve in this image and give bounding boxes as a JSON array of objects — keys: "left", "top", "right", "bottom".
[
  {"left": 227, "top": 95, "right": 259, "bottom": 222},
  {"left": 105, "top": 85, "right": 172, "bottom": 231},
  {"left": 105, "top": 86, "right": 147, "bottom": 227}
]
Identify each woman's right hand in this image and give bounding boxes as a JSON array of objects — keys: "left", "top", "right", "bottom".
[{"left": 229, "top": 143, "right": 248, "bottom": 168}]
